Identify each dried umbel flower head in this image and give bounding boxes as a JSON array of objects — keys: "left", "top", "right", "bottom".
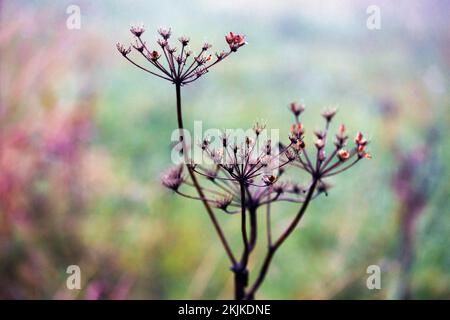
[
  {"left": 117, "top": 27, "right": 246, "bottom": 85},
  {"left": 156, "top": 102, "right": 372, "bottom": 300},
  {"left": 284, "top": 101, "right": 371, "bottom": 183}
]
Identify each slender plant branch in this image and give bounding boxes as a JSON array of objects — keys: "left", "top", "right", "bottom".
[
  {"left": 245, "top": 179, "right": 318, "bottom": 299},
  {"left": 175, "top": 83, "right": 237, "bottom": 265}
]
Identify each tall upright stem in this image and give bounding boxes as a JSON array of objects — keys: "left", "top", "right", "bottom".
[
  {"left": 234, "top": 180, "right": 250, "bottom": 300},
  {"left": 175, "top": 83, "right": 236, "bottom": 266},
  {"left": 245, "top": 179, "right": 318, "bottom": 299}
]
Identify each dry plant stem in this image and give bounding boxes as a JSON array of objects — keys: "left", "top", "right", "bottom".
[
  {"left": 234, "top": 180, "right": 250, "bottom": 300},
  {"left": 245, "top": 179, "right": 318, "bottom": 300},
  {"left": 175, "top": 83, "right": 237, "bottom": 266}
]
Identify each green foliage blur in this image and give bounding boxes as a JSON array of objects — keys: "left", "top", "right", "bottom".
[{"left": 0, "top": 0, "right": 449, "bottom": 299}]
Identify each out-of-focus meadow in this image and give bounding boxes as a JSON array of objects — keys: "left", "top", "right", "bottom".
[{"left": 0, "top": 0, "right": 449, "bottom": 299}]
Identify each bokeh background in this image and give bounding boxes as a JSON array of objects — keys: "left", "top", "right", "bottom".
[{"left": 0, "top": 0, "right": 449, "bottom": 299}]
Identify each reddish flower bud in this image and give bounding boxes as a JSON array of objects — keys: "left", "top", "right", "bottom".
[
  {"left": 339, "top": 124, "right": 346, "bottom": 136},
  {"left": 355, "top": 132, "right": 367, "bottom": 146},
  {"left": 290, "top": 123, "right": 304, "bottom": 138},
  {"left": 225, "top": 32, "right": 246, "bottom": 52},
  {"left": 338, "top": 149, "right": 350, "bottom": 161},
  {"left": 148, "top": 50, "right": 161, "bottom": 61}
]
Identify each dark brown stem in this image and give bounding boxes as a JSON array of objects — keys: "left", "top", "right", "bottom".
[
  {"left": 175, "top": 83, "right": 236, "bottom": 266},
  {"left": 239, "top": 180, "right": 249, "bottom": 267},
  {"left": 233, "top": 180, "right": 250, "bottom": 300},
  {"left": 249, "top": 206, "right": 257, "bottom": 251},
  {"left": 245, "top": 179, "right": 318, "bottom": 299}
]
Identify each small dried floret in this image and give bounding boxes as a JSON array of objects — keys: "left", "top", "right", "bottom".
[
  {"left": 161, "top": 165, "right": 184, "bottom": 191},
  {"left": 132, "top": 40, "right": 145, "bottom": 52},
  {"left": 202, "top": 43, "right": 212, "bottom": 51},
  {"left": 158, "top": 27, "right": 172, "bottom": 40},
  {"left": 287, "top": 182, "right": 305, "bottom": 194},
  {"left": 215, "top": 195, "right": 233, "bottom": 210},
  {"left": 225, "top": 32, "right": 246, "bottom": 52},
  {"left": 292, "top": 139, "right": 305, "bottom": 151},
  {"left": 321, "top": 108, "right": 337, "bottom": 122},
  {"left": 315, "top": 139, "right": 325, "bottom": 149},
  {"left": 318, "top": 149, "right": 326, "bottom": 161},
  {"left": 130, "top": 24, "right": 145, "bottom": 37},
  {"left": 273, "top": 182, "right": 287, "bottom": 194},
  {"left": 314, "top": 130, "right": 326, "bottom": 139},
  {"left": 209, "top": 148, "right": 224, "bottom": 163},
  {"left": 178, "top": 36, "right": 190, "bottom": 46},
  {"left": 355, "top": 132, "right": 367, "bottom": 146},
  {"left": 262, "top": 175, "right": 278, "bottom": 186},
  {"left": 148, "top": 50, "right": 161, "bottom": 61},
  {"left": 167, "top": 45, "right": 177, "bottom": 54},
  {"left": 157, "top": 39, "right": 168, "bottom": 47},
  {"left": 337, "top": 149, "right": 350, "bottom": 161},
  {"left": 317, "top": 181, "right": 332, "bottom": 196},
  {"left": 253, "top": 121, "right": 266, "bottom": 136},
  {"left": 285, "top": 148, "right": 297, "bottom": 161},
  {"left": 116, "top": 42, "right": 131, "bottom": 56},
  {"left": 290, "top": 123, "right": 304, "bottom": 140},
  {"left": 195, "top": 67, "right": 208, "bottom": 77},
  {"left": 289, "top": 102, "right": 305, "bottom": 116},
  {"left": 215, "top": 51, "right": 227, "bottom": 60},
  {"left": 195, "top": 54, "right": 212, "bottom": 65}
]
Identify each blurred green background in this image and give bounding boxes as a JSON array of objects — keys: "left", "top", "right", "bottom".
[{"left": 0, "top": 0, "right": 449, "bottom": 299}]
